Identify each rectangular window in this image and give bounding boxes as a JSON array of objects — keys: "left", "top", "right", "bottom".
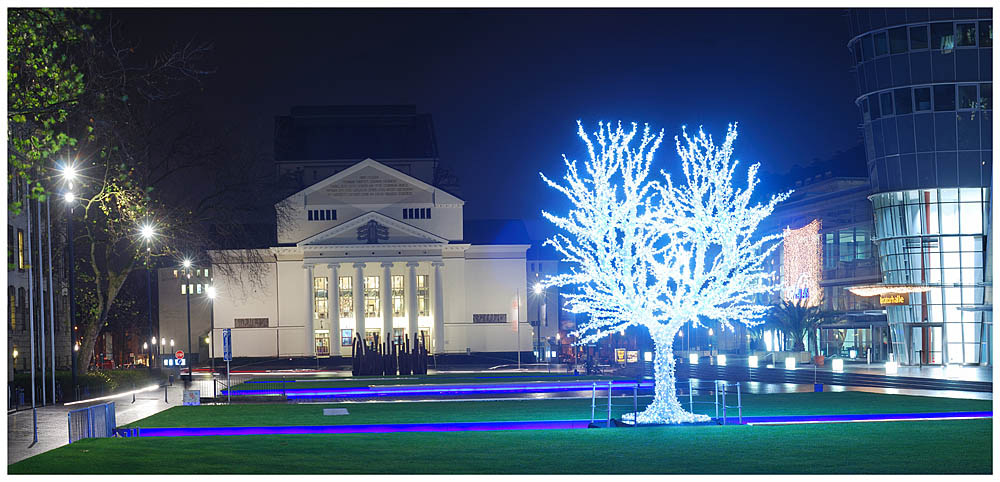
[
  {"left": 889, "top": 27, "right": 908, "bottom": 54},
  {"left": 934, "top": 84, "right": 955, "bottom": 111},
  {"left": 914, "top": 87, "right": 932, "bottom": 111},
  {"left": 341, "top": 329, "right": 353, "bottom": 346},
  {"left": 7, "top": 225, "right": 14, "bottom": 267},
  {"left": 17, "top": 229, "right": 24, "bottom": 270},
  {"left": 393, "top": 327, "right": 404, "bottom": 346},
  {"left": 930, "top": 22, "right": 954, "bottom": 51},
  {"left": 417, "top": 274, "right": 429, "bottom": 316},
  {"left": 392, "top": 275, "right": 404, "bottom": 317},
  {"left": 365, "top": 328, "right": 380, "bottom": 345},
  {"left": 314, "top": 276, "right": 329, "bottom": 319},
  {"left": 979, "top": 21, "right": 992, "bottom": 48},
  {"left": 205, "top": 267, "right": 210, "bottom": 278},
  {"left": 894, "top": 88, "right": 913, "bottom": 115},
  {"left": 910, "top": 25, "right": 929, "bottom": 49},
  {"left": 339, "top": 276, "right": 353, "bottom": 318},
  {"left": 956, "top": 23, "right": 976, "bottom": 47},
  {"left": 403, "top": 209, "right": 409, "bottom": 219},
  {"left": 197, "top": 284, "right": 203, "bottom": 294},
  {"left": 426, "top": 208, "right": 431, "bottom": 219},
  {"left": 364, "top": 276, "right": 380, "bottom": 318},
  {"left": 870, "top": 94, "right": 881, "bottom": 120},
  {"left": 980, "top": 83, "right": 992, "bottom": 109},
  {"left": 181, "top": 284, "right": 187, "bottom": 295},
  {"left": 957, "top": 85, "right": 979, "bottom": 110},
  {"left": 860, "top": 34, "right": 872, "bottom": 62},
  {"left": 880, "top": 92, "right": 894, "bottom": 116},
  {"left": 874, "top": 31, "right": 889, "bottom": 56},
  {"left": 308, "top": 210, "right": 314, "bottom": 221},
  {"left": 861, "top": 97, "right": 870, "bottom": 122},
  {"left": 172, "top": 269, "right": 178, "bottom": 278}
]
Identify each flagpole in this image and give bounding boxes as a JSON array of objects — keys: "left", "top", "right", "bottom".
[{"left": 516, "top": 288, "right": 520, "bottom": 370}]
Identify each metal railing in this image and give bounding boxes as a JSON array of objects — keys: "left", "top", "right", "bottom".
[
  {"left": 687, "top": 379, "right": 742, "bottom": 425},
  {"left": 68, "top": 401, "right": 116, "bottom": 443}
]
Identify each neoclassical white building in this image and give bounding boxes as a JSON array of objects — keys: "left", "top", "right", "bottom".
[{"left": 210, "top": 159, "right": 533, "bottom": 358}]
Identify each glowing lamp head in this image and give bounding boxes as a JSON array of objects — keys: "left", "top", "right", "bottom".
[
  {"left": 74, "top": 344, "right": 79, "bottom": 352},
  {"left": 708, "top": 328, "right": 714, "bottom": 336},
  {"left": 140, "top": 224, "right": 155, "bottom": 241},
  {"left": 205, "top": 336, "right": 211, "bottom": 344},
  {"left": 63, "top": 192, "right": 76, "bottom": 203},
  {"left": 151, "top": 336, "right": 157, "bottom": 345},
  {"left": 143, "top": 342, "right": 148, "bottom": 350},
  {"left": 533, "top": 283, "right": 543, "bottom": 295},
  {"left": 61, "top": 164, "right": 78, "bottom": 182},
  {"left": 182, "top": 259, "right": 191, "bottom": 269},
  {"left": 716, "top": 354, "right": 727, "bottom": 366},
  {"left": 748, "top": 355, "right": 758, "bottom": 368},
  {"left": 206, "top": 286, "right": 216, "bottom": 299},
  {"left": 12, "top": 349, "right": 18, "bottom": 359},
  {"left": 161, "top": 338, "right": 166, "bottom": 345},
  {"left": 170, "top": 339, "right": 175, "bottom": 347}
]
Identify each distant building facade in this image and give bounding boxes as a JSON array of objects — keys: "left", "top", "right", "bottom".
[
  {"left": 847, "top": 8, "right": 992, "bottom": 365},
  {"left": 209, "top": 159, "right": 532, "bottom": 359}
]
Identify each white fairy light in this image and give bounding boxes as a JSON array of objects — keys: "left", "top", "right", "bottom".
[
  {"left": 540, "top": 121, "right": 788, "bottom": 424},
  {"left": 781, "top": 219, "right": 822, "bottom": 307},
  {"left": 847, "top": 284, "right": 933, "bottom": 297}
]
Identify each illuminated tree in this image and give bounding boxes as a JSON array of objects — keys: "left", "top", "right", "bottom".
[{"left": 541, "top": 121, "right": 788, "bottom": 424}]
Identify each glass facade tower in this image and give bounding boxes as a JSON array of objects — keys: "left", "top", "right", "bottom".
[{"left": 847, "top": 8, "right": 992, "bottom": 365}]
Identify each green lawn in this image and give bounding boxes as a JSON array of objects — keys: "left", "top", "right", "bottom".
[
  {"left": 9, "top": 419, "right": 991, "bottom": 474},
  {"left": 122, "top": 392, "right": 991, "bottom": 428},
  {"left": 8, "top": 392, "right": 993, "bottom": 474}
]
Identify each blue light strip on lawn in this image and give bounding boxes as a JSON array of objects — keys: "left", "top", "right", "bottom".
[
  {"left": 741, "top": 411, "right": 993, "bottom": 425},
  {"left": 134, "top": 419, "right": 594, "bottom": 437},
  {"left": 223, "top": 380, "right": 654, "bottom": 398}
]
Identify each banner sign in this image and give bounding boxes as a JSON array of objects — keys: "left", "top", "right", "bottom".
[
  {"left": 879, "top": 293, "right": 909, "bottom": 305},
  {"left": 223, "top": 328, "right": 232, "bottom": 361},
  {"left": 615, "top": 348, "right": 626, "bottom": 363}
]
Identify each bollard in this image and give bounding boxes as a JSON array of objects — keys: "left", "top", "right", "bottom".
[
  {"left": 164, "top": 384, "right": 168, "bottom": 403},
  {"left": 132, "top": 383, "right": 136, "bottom": 404},
  {"left": 736, "top": 382, "right": 742, "bottom": 424},
  {"left": 607, "top": 381, "right": 612, "bottom": 428},
  {"left": 633, "top": 384, "right": 638, "bottom": 427},
  {"left": 721, "top": 381, "right": 727, "bottom": 425},
  {"left": 714, "top": 381, "right": 719, "bottom": 419},
  {"left": 688, "top": 379, "right": 694, "bottom": 413},
  {"left": 590, "top": 382, "right": 596, "bottom": 424}
]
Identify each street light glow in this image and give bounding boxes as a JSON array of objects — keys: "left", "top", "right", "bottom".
[
  {"left": 170, "top": 339, "right": 175, "bottom": 347},
  {"left": 143, "top": 342, "right": 148, "bottom": 350},
  {"left": 140, "top": 223, "right": 156, "bottom": 241},
  {"left": 12, "top": 349, "right": 18, "bottom": 359},
  {"left": 533, "top": 283, "right": 543, "bottom": 295},
  {"left": 206, "top": 286, "right": 216, "bottom": 299},
  {"left": 61, "top": 164, "right": 78, "bottom": 182},
  {"left": 183, "top": 259, "right": 191, "bottom": 269},
  {"left": 63, "top": 192, "right": 75, "bottom": 203},
  {"left": 152, "top": 336, "right": 157, "bottom": 345}
]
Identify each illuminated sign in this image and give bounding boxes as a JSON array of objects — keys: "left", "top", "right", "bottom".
[
  {"left": 879, "top": 293, "right": 909, "bottom": 305},
  {"left": 626, "top": 351, "right": 639, "bottom": 363},
  {"left": 615, "top": 349, "right": 626, "bottom": 363}
]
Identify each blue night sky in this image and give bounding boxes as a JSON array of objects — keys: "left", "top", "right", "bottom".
[{"left": 118, "top": 8, "right": 863, "bottom": 240}]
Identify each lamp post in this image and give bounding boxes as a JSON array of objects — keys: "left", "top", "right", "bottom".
[
  {"left": 533, "top": 283, "right": 544, "bottom": 362},
  {"left": 12, "top": 348, "right": 17, "bottom": 378},
  {"left": 151, "top": 336, "right": 157, "bottom": 369},
  {"left": 139, "top": 224, "right": 156, "bottom": 373},
  {"left": 206, "top": 286, "right": 216, "bottom": 375},
  {"left": 182, "top": 259, "right": 192, "bottom": 383},
  {"left": 60, "top": 164, "right": 79, "bottom": 396}
]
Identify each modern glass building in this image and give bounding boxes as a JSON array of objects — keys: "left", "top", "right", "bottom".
[{"left": 847, "top": 8, "right": 992, "bottom": 366}]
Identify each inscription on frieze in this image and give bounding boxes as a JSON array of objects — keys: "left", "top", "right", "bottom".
[{"left": 323, "top": 174, "right": 415, "bottom": 199}]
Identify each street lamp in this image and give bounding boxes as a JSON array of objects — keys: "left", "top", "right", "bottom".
[
  {"left": 181, "top": 259, "right": 192, "bottom": 382},
  {"left": 139, "top": 223, "right": 156, "bottom": 372},
  {"left": 59, "top": 162, "right": 79, "bottom": 397},
  {"left": 12, "top": 348, "right": 18, "bottom": 377},
  {"left": 151, "top": 336, "right": 157, "bottom": 369},
  {"left": 532, "top": 283, "right": 544, "bottom": 362},
  {"left": 206, "top": 285, "right": 216, "bottom": 374}
]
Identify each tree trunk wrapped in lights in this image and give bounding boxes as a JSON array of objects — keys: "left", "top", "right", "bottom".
[{"left": 540, "top": 121, "right": 789, "bottom": 424}]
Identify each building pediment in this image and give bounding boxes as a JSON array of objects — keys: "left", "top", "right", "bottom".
[
  {"left": 298, "top": 211, "right": 448, "bottom": 246},
  {"left": 278, "top": 158, "right": 464, "bottom": 208}
]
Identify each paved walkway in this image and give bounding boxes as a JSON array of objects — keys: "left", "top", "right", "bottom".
[{"left": 7, "top": 383, "right": 185, "bottom": 465}]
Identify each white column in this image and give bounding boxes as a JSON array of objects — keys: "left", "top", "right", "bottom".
[
  {"left": 432, "top": 261, "right": 445, "bottom": 354},
  {"left": 381, "top": 262, "right": 394, "bottom": 345},
  {"left": 353, "top": 262, "right": 366, "bottom": 342},
  {"left": 304, "top": 263, "right": 314, "bottom": 357},
  {"left": 327, "top": 263, "right": 340, "bottom": 356},
  {"left": 406, "top": 261, "right": 419, "bottom": 344}
]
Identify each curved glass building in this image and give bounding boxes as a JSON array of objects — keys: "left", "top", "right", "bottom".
[{"left": 847, "top": 8, "right": 992, "bottom": 366}]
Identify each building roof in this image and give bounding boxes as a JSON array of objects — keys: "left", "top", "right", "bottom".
[
  {"left": 461, "top": 219, "right": 531, "bottom": 245},
  {"left": 274, "top": 105, "right": 439, "bottom": 162}
]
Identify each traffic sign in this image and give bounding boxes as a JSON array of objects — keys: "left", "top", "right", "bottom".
[
  {"left": 223, "top": 328, "right": 232, "bottom": 362},
  {"left": 175, "top": 350, "right": 185, "bottom": 359}
]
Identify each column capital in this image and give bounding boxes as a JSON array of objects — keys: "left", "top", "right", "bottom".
[
  {"left": 380, "top": 261, "right": 394, "bottom": 269},
  {"left": 326, "top": 262, "right": 340, "bottom": 270},
  {"left": 431, "top": 261, "right": 445, "bottom": 268},
  {"left": 406, "top": 261, "right": 420, "bottom": 268},
  {"left": 353, "top": 262, "right": 367, "bottom": 269},
  {"left": 303, "top": 263, "right": 315, "bottom": 270}
]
